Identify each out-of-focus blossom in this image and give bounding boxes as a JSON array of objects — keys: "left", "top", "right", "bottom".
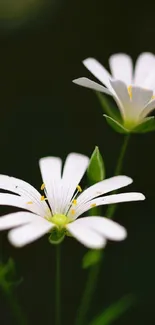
[{"left": 73, "top": 53, "right": 155, "bottom": 133}]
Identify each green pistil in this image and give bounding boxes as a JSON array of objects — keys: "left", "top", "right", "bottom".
[{"left": 48, "top": 214, "right": 68, "bottom": 227}]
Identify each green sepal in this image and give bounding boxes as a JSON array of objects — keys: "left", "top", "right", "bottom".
[
  {"left": 89, "top": 294, "right": 135, "bottom": 325},
  {"left": 49, "top": 228, "right": 65, "bottom": 245},
  {"left": 132, "top": 116, "right": 155, "bottom": 133},
  {"left": 87, "top": 146, "right": 105, "bottom": 185},
  {"left": 96, "top": 92, "right": 122, "bottom": 122},
  {"left": 82, "top": 249, "right": 102, "bottom": 269},
  {"left": 104, "top": 115, "right": 129, "bottom": 134}
]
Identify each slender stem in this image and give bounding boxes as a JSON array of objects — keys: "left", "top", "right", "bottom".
[
  {"left": 75, "top": 264, "right": 100, "bottom": 325},
  {"left": 113, "top": 134, "right": 130, "bottom": 177},
  {"left": 75, "top": 135, "right": 130, "bottom": 325},
  {"left": 56, "top": 245, "right": 61, "bottom": 325},
  {"left": 106, "top": 134, "right": 130, "bottom": 219},
  {"left": 2, "top": 284, "right": 27, "bottom": 325}
]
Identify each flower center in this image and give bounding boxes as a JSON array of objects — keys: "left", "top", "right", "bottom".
[{"left": 50, "top": 214, "right": 68, "bottom": 227}]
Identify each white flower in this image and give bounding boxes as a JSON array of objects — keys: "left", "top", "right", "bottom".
[
  {"left": 73, "top": 53, "right": 155, "bottom": 130},
  {"left": 0, "top": 153, "right": 145, "bottom": 248}
]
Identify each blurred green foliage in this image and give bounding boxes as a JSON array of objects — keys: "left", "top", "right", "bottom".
[
  {"left": 0, "top": 258, "right": 22, "bottom": 291},
  {"left": 89, "top": 294, "right": 135, "bottom": 325},
  {"left": 0, "top": 0, "right": 46, "bottom": 19},
  {"left": 82, "top": 249, "right": 102, "bottom": 269}
]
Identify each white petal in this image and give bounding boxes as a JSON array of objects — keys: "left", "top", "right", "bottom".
[
  {"left": 0, "top": 212, "right": 38, "bottom": 230},
  {"left": 70, "top": 192, "right": 145, "bottom": 219},
  {"left": 131, "top": 86, "right": 153, "bottom": 116},
  {"left": 66, "top": 219, "right": 106, "bottom": 249},
  {"left": 134, "top": 52, "right": 155, "bottom": 87},
  {"left": 143, "top": 70, "right": 155, "bottom": 91},
  {"left": 72, "top": 77, "right": 112, "bottom": 95},
  {"left": 75, "top": 176, "right": 133, "bottom": 208},
  {"left": 76, "top": 216, "right": 127, "bottom": 241},
  {"left": 0, "top": 175, "right": 49, "bottom": 216},
  {"left": 8, "top": 217, "right": 53, "bottom": 247},
  {"left": 140, "top": 98, "right": 155, "bottom": 118},
  {"left": 110, "top": 80, "right": 131, "bottom": 120},
  {"left": 39, "top": 157, "right": 62, "bottom": 214},
  {"left": 109, "top": 53, "right": 133, "bottom": 85},
  {"left": 0, "top": 193, "right": 48, "bottom": 217},
  {"left": 83, "top": 58, "right": 114, "bottom": 93},
  {"left": 61, "top": 153, "right": 89, "bottom": 214}
]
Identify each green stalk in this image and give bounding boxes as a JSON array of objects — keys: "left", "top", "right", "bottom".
[
  {"left": 56, "top": 245, "right": 61, "bottom": 325},
  {"left": 75, "top": 135, "right": 130, "bottom": 325},
  {"left": 75, "top": 264, "right": 100, "bottom": 325},
  {"left": 106, "top": 134, "right": 130, "bottom": 219}
]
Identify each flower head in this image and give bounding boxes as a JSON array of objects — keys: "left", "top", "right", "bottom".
[
  {"left": 0, "top": 153, "right": 145, "bottom": 248},
  {"left": 73, "top": 53, "right": 155, "bottom": 133}
]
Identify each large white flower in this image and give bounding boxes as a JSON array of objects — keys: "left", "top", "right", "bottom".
[
  {"left": 73, "top": 53, "right": 155, "bottom": 131},
  {"left": 0, "top": 153, "right": 145, "bottom": 248}
]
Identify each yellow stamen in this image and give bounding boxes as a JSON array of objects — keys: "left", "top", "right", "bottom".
[
  {"left": 72, "top": 199, "right": 77, "bottom": 205},
  {"left": 152, "top": 95, "right": 155, "bottom": 99},
  {"left": 128, "top": 85, "right": 132, "bottom": 99},
  {"left": 27, "top": 201, "right": 33, "bottom": 204},
  {"left": 71, "top": 209, "right": 75, "bottom": 215},
  {"left": 91, "top": 203, "right": 96, "bottom": 208},
  {"left": 41, "top": 183, "right": 45, "bottom": 190},
  {"left": 76, "top": 185, "right": 82, "bottom": 192},
  {"left": 40, "top": 195, "right": 47, "bottom": 201}
]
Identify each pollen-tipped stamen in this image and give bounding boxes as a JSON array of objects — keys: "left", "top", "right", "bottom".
[{"left": 128, "top": 85, "right": 132, "bottom": 99}]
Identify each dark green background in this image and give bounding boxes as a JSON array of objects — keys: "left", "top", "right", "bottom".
[{"left": 0, "top": 0, "right": 155, "bottom": 324}]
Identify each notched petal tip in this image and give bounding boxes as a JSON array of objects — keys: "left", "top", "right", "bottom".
[
  {"left": 8, "top": 232, "right": 23, "bottom": 248},
  {"left": 82, "top": 57, "right": 95, "bottom": 65},
  {"left": 136, "top": 193, "right": 145, "bottom": 201},
  {"left": 72, "top": 77, "right": 84, "bottom": 84},
  {"left": 117, "top": 226, "right": 127, "bottom": 241},
  {"left": 115, "top": 175, "right": 133, "bottom": 186}
]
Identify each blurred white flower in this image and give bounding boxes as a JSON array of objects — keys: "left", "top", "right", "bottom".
[
  {"left": 0, "top": 153, "right": 145, "bottom": 248},
  {"left": 73, "top": 53, "right": 155, "bottom": 131}
]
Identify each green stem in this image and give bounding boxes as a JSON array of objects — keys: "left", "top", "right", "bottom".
[
  {"left": 56, "top": 245, "right": 61, "bottom": 325},
  {"left": 113, "top": 134, "right": 130, "bottom": 177},
  {"left": 75, "top": 264, "right": 100, "bottom": 325},
  {"left": 2, "top": 284, "right": 27, "bottom": 325},
  {"left": 106, "top": 134, "right": 130, "bottom": 219},
  {"left": 75, "top": 135, "right": 130, "bottom": 325}
]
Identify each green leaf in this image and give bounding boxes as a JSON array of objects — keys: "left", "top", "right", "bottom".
[
  {"left": 89, "top": 294, "right": 135, "bottom": 325},
  {"left": 133, "top": 116, "right": 155, "bottom": 133},
  {"left": 104, "top": 115, "right": 129, "bottom": 134},
  {"left": 87, "top": 146, "right": 105, "bottom": 185},
  {"left": 96, "top": 92, "right": 122, "bottom": 122},
  {"left": 82, "top": 249, "right": 102, "bottom": 269}
]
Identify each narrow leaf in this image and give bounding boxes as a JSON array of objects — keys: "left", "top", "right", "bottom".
[{"left": 89, "top": 294, "right": 135, "bottom": 325}]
